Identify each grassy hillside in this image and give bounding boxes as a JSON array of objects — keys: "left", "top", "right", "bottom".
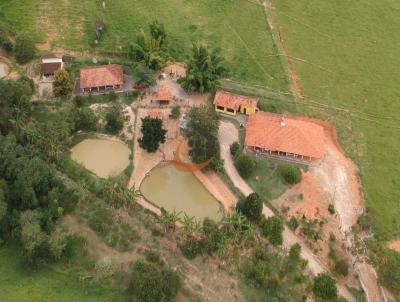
[
  {"left": 0, "top": 0, "right": 287, "bottom": 90},
  {"left": 0, "top": 245, "right": 129, "bottom": 302},
  {"left": 272, "top": 0, "right": 400, "bottom": 240}
]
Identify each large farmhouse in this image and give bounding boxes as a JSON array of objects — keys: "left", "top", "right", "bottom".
[
  {"left": 79, "top": 64, "right": 123, "bottom": 93},
  {"left": 245, "top": 112, "right": 325, "bottom": 162},
  {"left": 213, "top": 90, "right": 258, "bottom": 116}
]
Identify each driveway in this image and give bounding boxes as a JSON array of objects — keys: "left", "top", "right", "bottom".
[{"left": 218, "top": 120, "right": 354, "bottom": 302}]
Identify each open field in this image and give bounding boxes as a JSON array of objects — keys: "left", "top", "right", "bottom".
[
  {"left": 0, "top": 0, "right": 287, "bottom": 90},
  {"left": 0, "top": 244, "right": 129, "bottom": 302},
  {"left": 271, "top": 0, "right": 400, "bottom": 240}
]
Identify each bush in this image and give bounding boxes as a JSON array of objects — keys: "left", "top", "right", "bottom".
[
  {"left": 288, "top": 216, "right": 299, "bottom": 231},
  {"left": 145, "top": 250, "right": 162, "bottom": 265},
  {"left": 53, "top": 69, "right": 73, "bottom": 98},
  {"left": 171, "top": 106, "right": 181, "bottom": 119},
  {"left": 236, "top": 192, "right": 263, "bottom": 222},
  {"left": 0, "top": 33, "right": 13, "bottom": 52},
  {"left": 179, "top": 238, "right": 201, "bottom": 259},
  {"left": 313, "top": 274, "right": 337, "bottom": 300},
  {"left": 280, "top": 164, "right": 301, "bottom": 184},
  {"left": 105, "top": 106, "right": 124, "bottom": 134},
  {"left": 72, "top": 107, "right": 98, "bottom": 132},
  {"left": 328, "top": 204, "right": 335, "bottom": 215},
  {"left": 235, "top": 154, "right": 256, "bottom": 179},
  {"left": 230, "top": 142, "right": 241, "bottom": 158},
  {"left": 200, "top": 218, "right": 224, "bottom": 255},
  {"left": 260, "top": 216, "right": 284, "bottom": 246},
  {"left": 334, "top": 259, "right": 349, "bottom": 277},
  {"left": 130, "top": 260, "right": 181, "bottom": 302},
  {"left": 15, "top": 34, "right": 36, "bottom": 64}
]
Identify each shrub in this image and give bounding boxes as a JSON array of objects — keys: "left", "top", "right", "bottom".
[
  {"left": 288, "top": 216, "right": 299, "bottom": 231},
  {"left": 0, "top": 34, "right": 13, "bottom": 52},
  {"left": 260, "top": 216, "right": 284, "bottom": 246},
  {"left": 200, "top": 218, "right": 224, "bottom": 255},
  {"left": 236, "top": 192, "right": 263, "bottom": 222},
  {"left": 179, "top": 238, "right": 201, "bottom": 259},
  {"left": 145, "top": 250, "right": 162, "bottom": 265},
  {"left": 334, "top": 259, "right": 349, "bottom": 277},
  {"left": 313, "top": 273, "right": 337, "bottom": 300},
  {"left": 230, "top": 142, "right": 241, "bottom": 158},
  {"left": 130, "top": 260, "right": 181, "bottom": 302},
  {"left": 280, "top": 164, "right": 301, "bottom": 184},
  {"left": 328, "top": 204, "right": 335, "bottom": 215},
  {"left": 235, "top": 154, "right": 256, "bottom": 179},
  {"left": 107, "top": 91, "right": 117, "bottom": 102},
  {"left": 105, "top": 106, "right": 124, "bottom": 134},
  {"left": 53, "top": 69, "right": 73, "bottom": 98},
  {"left": 15, "top": 34, "right": 36, "bottom": 64},
  {"left": 171, "top": 106, "right": 181, "bottom": 119}
]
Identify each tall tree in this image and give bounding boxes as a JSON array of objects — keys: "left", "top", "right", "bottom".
[
  {"left": 236, "top": 192, "right": 263, "bottom": 222},
  {"left": 53, "top": 69, "right": 73, "bottom": 98},
  {"left": 149, "top": 20, "right": 167, "bottom": 47},
  {"left": 179, "top": 44, "right": 228, "bottom": 93},
  {"left": 138, "top": 117, "right": 167, "bottom": 153}
]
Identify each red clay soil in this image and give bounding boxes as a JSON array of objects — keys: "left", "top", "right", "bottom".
[{"left": 388, "top": 240, "right": 400, "bottom": 252}]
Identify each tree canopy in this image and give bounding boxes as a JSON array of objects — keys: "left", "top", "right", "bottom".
[
  {"left": 53, "top": 69, "right": 73, "bottom": 98},
  {"left": 312, "top": 273, "right": 338, "bottom": 300},
  {"left": 138, "top": 117, "right": 167, "bottom": 153},
  {"left": 236, "top": 192, "right": 263, "bottom": 222},
  {"left": 178, "top": 44, "right": 228, "bottom": 93},
  {"left": 15, "top": 34, "right": 36, "bottom": 64}
]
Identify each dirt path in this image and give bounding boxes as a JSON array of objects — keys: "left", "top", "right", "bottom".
[{"left": 218, "top": 121, "right": 354, "bottom": 301}]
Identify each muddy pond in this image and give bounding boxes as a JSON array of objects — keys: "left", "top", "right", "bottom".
[
  {"left": 141, "top": 164, "right": 223, "bottom": 221},
  {"left": 71, "top": 137, "right": 130, "bottom": 178}
]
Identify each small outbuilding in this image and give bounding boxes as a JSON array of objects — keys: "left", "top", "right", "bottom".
[
  {"left": 155, "top": 88, "right": 172, "bottom": 105},
  {"left": 213, "top": 90, "right": 258, "bottom": 116},
  {"left": 40, "top": 56, "right": 63, "bottom": 79}
]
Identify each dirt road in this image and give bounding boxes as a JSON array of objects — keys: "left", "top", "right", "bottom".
[{"left": 218, "top": 121, "right": 354, "bottom": 301}]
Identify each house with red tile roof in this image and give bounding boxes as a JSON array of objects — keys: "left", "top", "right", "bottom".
[
  {"left": 213, "top": 90, "right": 258, "bottom": 116},
  {"left": 79, "top": 64, "right": 123, "bottom": 93},
  {"left": 155, "top": 88, "right": 172, "bottom": 105},
  {"left": 245, "top": 112, "right": 325, "bottom": 161}
]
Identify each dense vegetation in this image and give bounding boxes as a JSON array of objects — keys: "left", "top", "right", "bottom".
[{"left": 138, "top": 117, "right": 167, "bottom": 153}]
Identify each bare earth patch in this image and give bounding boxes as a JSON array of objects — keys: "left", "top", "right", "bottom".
[{"left": 388, "top": 240, "right": 400, "bottom": 252}]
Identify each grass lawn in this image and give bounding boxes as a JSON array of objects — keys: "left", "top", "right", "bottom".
[
  {"left": 0, "top": 244, "right": 129, "bottom": 302},
  {"left": 271, "top": 0, "right": 400, "bottom": 240},
  {"left": 0, "top": 0, "right": 287, "bottom": 90}
]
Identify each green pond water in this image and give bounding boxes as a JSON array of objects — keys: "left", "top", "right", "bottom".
[
  {"left": 71, "top": 137, "right": 130, "bottom": 178},
  {"left": 140, "top": 165, "right": 223, "bottom": 221}
]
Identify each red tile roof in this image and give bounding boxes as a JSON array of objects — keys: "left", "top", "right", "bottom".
[
  {"left": 214, "top": 90, "right": 258, "bottom": 110},
  {"left": 245, "top": 112, "right": 325, "bottom": 159},
  {"left": 155, "top": 88, "right": 172, "bottom": 102},
  {"left": 80, "top": 64, "right": 123, "bottom": 89}
]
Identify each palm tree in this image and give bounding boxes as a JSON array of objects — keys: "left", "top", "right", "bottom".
[
  {"left": 180, "top": 213, "right": 201, "bottom": 240},
  {"left": 160, "top": 209, "right": 181, "bottom": 233}
]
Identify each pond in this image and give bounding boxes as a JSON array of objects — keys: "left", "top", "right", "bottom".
[
  {"left": 71, "top": 137, "right": 130, "bottom": 178},
  {"left": 140, "top": 164, "right": 223, "bottom": 221}
]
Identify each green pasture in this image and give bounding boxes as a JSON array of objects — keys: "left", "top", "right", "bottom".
[
  {"left": 0, "top": 244, "right": 129, "bottom": 302},
  {"left": 0, "top": 0, "right": 287, "bottom": 89},
  {"left": 272, "top": 0, "right": 400, "bottom": 240}
]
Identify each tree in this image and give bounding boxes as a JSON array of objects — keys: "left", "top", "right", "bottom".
[
  {"left": 15, "top": 35, "right": 36, "bottom": 64},
  {"left": 149, "top": 20, "right": 167, "bottom": 46},
  {"left": 260, "top": 216, "right": 284, "bottom": 246},
  {"left": 72, "top": 107, "right": 98, "bottom": 132},
  {"left": 53, "top": 69, "right": 73, "bottom": 98},
  {"left": 185, "top": 105, "right": 220, "bottom": 166},
  {"left": 127, "top": 23, "right": 167, "bottom": 70},
  {"left": 138, "top": 117, "right": 167, "bottom": 153},
  {"left": 313, "top": 274, "right": 337, "bottom": 300},
  {"left": 133, "top": 63, "right": 155, "bottom": 86},
  {"left": 288, "top": 216, "right": 299, "bottom": 231},
  {"left": 235, "top": 154, "right": 256, "bottom": 179},
  {"left": 160, "top": 269, "right": 181, "bottom": 301},
  {"left": 280, "top": 164, "right": 301, "bottom": 184},
  {"left": 178, "top": 44, "right": 228, "bottom": 93},
  {"left": 230, "top": 142, "right": 240, "bottom": 158},
  {"left": 105, "top": 106, "right": 124, "bottom": 134},
  {"left": 236, "top": 192, "right": 263, "bottom": 222},
  {"left": 171, "top": 106, "right": 181, "bottom": 119}
]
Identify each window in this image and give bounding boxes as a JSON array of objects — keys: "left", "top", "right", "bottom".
[
  {"left": 216, "top": 106, "right": 225, "bottom": 111},
  {"left": 227, "top": 108, "right": 235, "bottom": 113}
]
